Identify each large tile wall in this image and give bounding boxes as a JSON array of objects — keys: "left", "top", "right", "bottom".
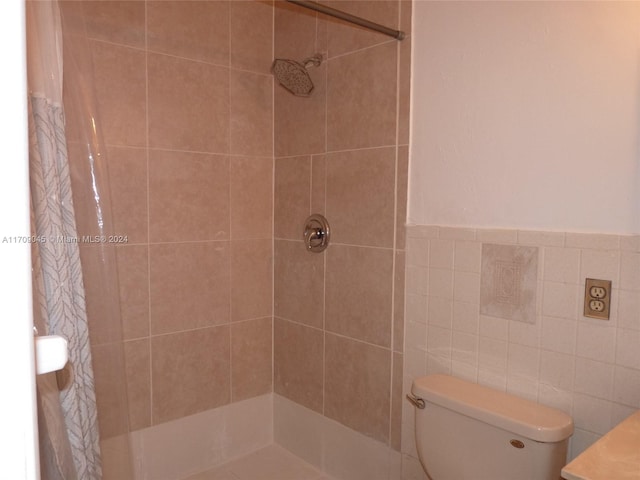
[
  {"left": 61, "top": 0, "right": 274, "bottom": 441},
  {"left": 402, "top": 225, "right": 640, "bottom": 479},
  {"left": 272, "top": 0, "right": 411, "bottom": 451}
]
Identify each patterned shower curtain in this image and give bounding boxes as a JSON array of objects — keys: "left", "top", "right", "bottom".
[{"left": 27, "top": 1, "right": 102, "bottom": 479}]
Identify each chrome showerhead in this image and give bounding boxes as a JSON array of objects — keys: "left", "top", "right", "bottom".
[{"left": 272, "top": 54, "right": 322, "bottom": 97}]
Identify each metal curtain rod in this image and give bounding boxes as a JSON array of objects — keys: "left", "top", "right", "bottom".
[{"left": 285, "top": 0, "right": 405, "bottom": 41}]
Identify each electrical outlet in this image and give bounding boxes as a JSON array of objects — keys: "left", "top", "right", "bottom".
[{"left": 584, "top": 278, "right": 612, "bottom": 320}]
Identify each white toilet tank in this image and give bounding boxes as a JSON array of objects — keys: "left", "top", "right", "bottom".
[{"left": 412, "top": 374, "right": 574, "bottom": 480}]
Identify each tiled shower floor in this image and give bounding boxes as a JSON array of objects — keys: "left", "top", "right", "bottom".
[{"left": 183, "top": 444, "right": 337, "bottom": 480}]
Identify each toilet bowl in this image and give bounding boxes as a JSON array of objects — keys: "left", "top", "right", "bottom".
[{"left": 410, "top": 374, "right": 574, "bottom": 480}]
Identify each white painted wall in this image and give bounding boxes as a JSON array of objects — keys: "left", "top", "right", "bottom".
[
  {"left": 0, "top": 1, "right": 39, "bottom": 478},
  {"left": 409, "top": 1, "right": 640, "bottom": 234}
]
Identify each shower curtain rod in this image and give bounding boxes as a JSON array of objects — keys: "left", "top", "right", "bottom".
[{"left": 285, "top": 0, "right": 405, "bottom": 41}]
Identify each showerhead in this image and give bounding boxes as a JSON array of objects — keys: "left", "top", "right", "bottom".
[{"left": 272, "top": 54, "right": 322, "bottom": 97}]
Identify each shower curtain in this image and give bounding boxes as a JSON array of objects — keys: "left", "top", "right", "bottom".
[{"left": 27, "top": 1, "right": 102, "bottom": 478}]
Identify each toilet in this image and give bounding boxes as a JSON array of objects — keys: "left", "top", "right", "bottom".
[{"left": 410, "top": 374, "right": 574, "bottom": 480}]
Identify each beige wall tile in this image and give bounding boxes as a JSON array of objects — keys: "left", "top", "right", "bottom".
[
  {"left": 274, "top": 239, "right": 324, "bottom": 329},
  {"left": 92, "top": 342, "right": 130, "bottom": 438},
  {"left": 326, "top": 245, "right": 393, "bottom": 347},
  {"left": 274, "top": 318, "right": 324, "bottom": 413},
  {"left": 92, "top": 41, "right": 146, "bottom": 147},
  {"left": 149, "top": 242, "right": 230, "bottom": 334},
  {"left": 396, "top": 146, "right": 409, "bottom": 249},
  {"left": 106, "top": 146, "right": 147, "bottom": 244},
  {"left": 274, "top": 63, "right": 327, "bottom": 157},
  {"left": 80, "top": 245, "right": 124, "bottom": 345},
  {"left": 324, "top": 1, "right": 399, "bottom": 58},
  {"left": 149, "top": 150, "right": 229, "bottom": 242},
  {"left": 231, "top": 240, "right": 273, "bottom": 322},
  {"left": 274, "top": 156, "right": 311, "bottom": 240},
  {"left": 230, "top": 71, "right": 273, "bottom": 157},
  {"left": 274, "top": 0, "right": 317, "bottom": 60},
  {"left": 148, "top": 53, "right": 229, "bottom": 153},
  {"left": 324, "top": 334, "right": 391, "bottom": 443},
  {"left": 400, "top": 0, "right": 412, "bottom": 34},
  {"left": 230, "top": 0, "right": 274, "bottom": 74},
  {"left": 390, "top": 352, "right": 403, "bottom": 451},
  {"left": 230, "top": 156, "right": 273, "bottom": 240},
  {"left": 394, "top": 250, "right": 406, "bottom": 352},
  {"left": 116, "top": 245, "right": 149, "bottom": 340},
  {"left": 231, "top": 317, "right": 273, "bottom": 401},
  {"left": 273, "top": 1, "right": 326, "bottom": 157},
  {"left": 67, "top": 142, "right": 101, "bottom": 238},
  {"left": 311, "top": 155, "right": 327, "bottom": 215},
  {"left": 82, "top": 1, "right": 145, "bottom": 47},
  {"left": 326, "top": 148, "right": 395, "bottom": 248},
  {"left": 398, "top": 36, "right": 411, "bottom": 146},
  {"left": 124, "top": 338, "right": 151, "bottom": 431},
  {"left": 147, "top": 1, "right": 229, "bottom": 65},
  {"left": 152, "top": 326, "right": 231, "bottom": 424},
  {"left": 327, "top": 42, "right": 397, "bottom": 150}
]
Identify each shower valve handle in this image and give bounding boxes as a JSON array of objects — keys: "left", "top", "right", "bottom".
[{"left": 303, "top": 214, "right": 330, "bottom": 253}]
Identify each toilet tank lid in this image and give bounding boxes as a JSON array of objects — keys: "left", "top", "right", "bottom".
[{"left": 412, "top": 375, "right": 574, "bottom": 443}]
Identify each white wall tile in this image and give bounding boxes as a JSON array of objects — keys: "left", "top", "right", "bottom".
[
  {"left": 619, "top": 235, "right": 640, "bottom": 253},
  {"left": 479, "top": 315, "right": 508, "bottom": 341},
  {"left": 619, "top": 251, "right": 640, "bottom": 290},
  {"left": 427, "top": 296, "right": 452, "bottom": 328},
  {"left": 429, "top": 239, "right": 454, "bottom": 269},
  {"left": 478, "top": 337, "right": 507, "bottom": 375},
  {"left": 574, "top": 358, "right": 613, "bottom": 400},
  {"left": 453, "top": 271, "right": 480, "bottom": 304},
  {"left": 428, "top": 268, "right": 453, "bottom": 299},
  {"left": 506, "top": 344, "right": 540, "bottom": 400},
  {"left": 568, "top": 429, "right": 601, "bottom": 462},
  {"left": 541, "top": 316, "right": 577, "bottom": 354},
  {"left": 517, "top": 230, "right": 565, "bottom": 247},
  {"left": 426, "top": 325, "right": 451, "bottom": 357},
  {"left": 406, "top": 266, "right": 428, "bottom": 295},
  {"left": 539, "top": 350, "right": 575, "bottom": 391},
  {"left": 612, "top": 366, "right": 640, "bottom": 407},
  {"left": 426, "top": 353, "right": 451, "bottom": 376},
  {"left": 617, "top": 289, "right": 640, "bottom": 330},
  {"left": 565, "top": 233, "right": 620, "bottom": 251},
  {"left": 453, "top": 241, "right": 481, "bottom": 273},
  {"left": 580, "top": 249, "right": 620, "bottom": 285},
  {"left": 615, "top": 328, "right": 640, "bottom": 369},
  {"left": 452, "top": 301, "right": 479, "bottom": 334},
  {"left": 543, "top": 247, "right": 580, "bottom": 284},
  {"left": 576, "top": 322, "right": 616, "bottom": 363},
  {"left": 451, "top": 360, "right": 478, "bottom": 382},
  {"left": 451, "top": 331, "right": 478, "bottom": 365},
  {"left": 405, "top": 320, "right": 427, "bottom": 351},
  {"left": 476, "top": 229, "right": 517, "bottom": 244},
  {"left": 508, "top": 318, "right": 541, "bottom": 348},
  {"left": 572, "top": 394, "right": 612, "bottom": 435},
  {"left": 438, "top": 226, "right": 475, "bottom": 241},
  {"left": 542, "top": 282, "right": 578, "bottom": 319},
  {"left": 538, "top": 384, "right": 573, "bottom": 415},
  {"left": 405, "top": 294, "right": 427, "bottom": 325},
  {"left": 406, "top": 225, "right": 439, "bottom": 239},
  {"left": 610, "top": 402, "right": 638, "bottom": 428},
  {"left": 406, "top": 238, "right": 429, "bottom": 267}
]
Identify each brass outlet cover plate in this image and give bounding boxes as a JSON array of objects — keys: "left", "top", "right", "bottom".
[{"left": 584, "top": 278, "right": 612, "bottom": 320}]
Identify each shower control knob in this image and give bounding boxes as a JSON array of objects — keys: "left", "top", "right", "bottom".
[{"left": 303, "top": 214, "right": 330, "bottom": 253}]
